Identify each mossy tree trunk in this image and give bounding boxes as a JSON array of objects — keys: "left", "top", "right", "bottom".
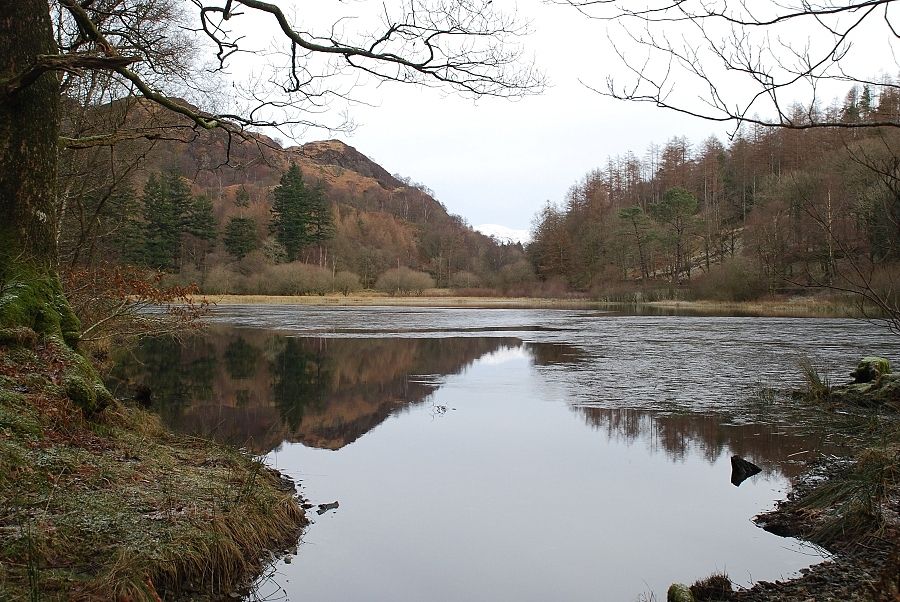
[{"left": 0, "top": 2, "right": 81, "bottom": 345}]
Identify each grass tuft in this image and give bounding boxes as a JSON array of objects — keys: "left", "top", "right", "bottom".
[
  {"left": 799, "top": 443, "right": 900, "bottom": 546},
  {"left": 798, "top": 356, "right": 832, "bottom": 402},
  {"left": 690, "top": 571, "right": 732, "bottom": 601}
]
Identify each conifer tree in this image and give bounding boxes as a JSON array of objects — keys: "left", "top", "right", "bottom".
[
  {"left": 224, "top": 217, "right": 259, "bottom": 260},
  {"left": 270, "top": 163, "right": 334, "bottom": 261},
  {"left": 139, "top": 172, "right": 216, "bottom": 271}
]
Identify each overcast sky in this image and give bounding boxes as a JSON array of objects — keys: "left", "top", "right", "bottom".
[
  {"left": 299, "top": 0, "right": 730, "bottom": 236},
  {"left": 215, "top": 0, "right": 889, "bottom": 239}
]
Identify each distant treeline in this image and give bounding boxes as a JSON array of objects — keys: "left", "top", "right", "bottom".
[{"left": 528, "top": 83, "right": 900, "bottom": 302}]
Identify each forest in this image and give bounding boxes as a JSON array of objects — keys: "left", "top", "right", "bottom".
[
  {"left": 529, "top": 83, "right": 900, "bottom": 307},
  {"left": 55, "top": 101, "right": 531, "bottom": 299},
  {"left": 55, "top": 82, "right": 900, "bottom": 314}
]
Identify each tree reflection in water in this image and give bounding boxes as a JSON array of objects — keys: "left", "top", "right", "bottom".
[
  {"left": 109, "top": 330, "right": 840, "bottom": 479},
  {"left": 109, "top": 329, "right": 520, "bottom": 452}
]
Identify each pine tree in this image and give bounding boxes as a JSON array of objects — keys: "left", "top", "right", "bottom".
[
  {"left": 270, "top": 163, "right": 334, "bottom": 261},
  {"left": 186, "top": 195, "right": 217, "bottom": 242},
  {"left": 235, "top": 185, "right": 251, "bottom": 208},
  {"left": 270, "top": 163, "right": 310, "bottom": 261},
  {"left": 139, "top": 172, "right": 215, "bottom": 271},
  {"left": 224, "top": 217, "right": 259, "bottom": 260},
  {"left": 141, "top": 174, "right": 181, "bottom": 270}
]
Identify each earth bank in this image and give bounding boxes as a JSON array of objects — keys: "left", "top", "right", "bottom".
[{"left": 0, "top": 328, "right": 306, "bottom": 601}]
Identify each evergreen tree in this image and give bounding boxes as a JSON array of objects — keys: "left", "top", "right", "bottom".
[
  {"left": 235, "top": 185, "right": 251, "bottom": 208},
  {"left": 142, "top": 173, "right": 184, "bottom": 270},
  {"left": 224, "top": 217, "right": 259, "bottom": 260},
  {"left": 186, "top": 195, "right": 217, "bottom": 242},
  {"left": 651, "top": 187, "right": 699, "bottom": 281},
  {"left": 270, "top": 163, "right": 334, "bottom": 261},
  {"left": 306, "top": 183, "right": 335, "bottom": 246},
  {"left": 139, "top": 172, "right": 215, "bottom": 271},
  {"left": 271, "top": 163, "right": 310, "bottom": 261}
]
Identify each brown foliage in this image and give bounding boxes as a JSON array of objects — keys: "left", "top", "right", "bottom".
[{"left": 62, "top": 264, "right": 208, "bottom": 344}]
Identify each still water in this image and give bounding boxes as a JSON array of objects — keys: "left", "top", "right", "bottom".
[{"left": 109, "top": 306, "right": 900, "bottom": 601}]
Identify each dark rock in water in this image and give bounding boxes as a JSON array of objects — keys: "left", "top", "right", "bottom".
[
  {"left": 317, "top": 500, "right": 339, "bottom": 515},
  {"left": 850, "top": 356, "right": 891, "bottom": 384},
  {"left": 731, "top": 455, "right": 762, "bottom": 486}
]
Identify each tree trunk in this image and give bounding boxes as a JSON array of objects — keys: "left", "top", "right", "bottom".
[
  {"left": 1, "top": 1, "right": 59, "bottom": 261},
  {"left": 0, "top": 1, "right": 80, "bottom": 345}
]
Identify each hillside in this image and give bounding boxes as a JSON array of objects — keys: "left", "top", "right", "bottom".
[{"left": 58, "top": 100, "right": 528, "bottom": 292}]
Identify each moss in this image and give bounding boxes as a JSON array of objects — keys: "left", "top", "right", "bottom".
[
  {"left": 0, "top": 326, "right": 38, "bottom": 347},
  {"left": 0, "top": 390, "right": 42, "bottom": 438},
  {"left": 0, "top": 264, "right": 80, "bottom": 347},
  {"left": 63, "top": 374, "right": 97, "bottom": 413},
  {"left": 851, "top": 357, "right": 892, "bottom": 384},
  {"left": 667, "top": 583, "right": 695, "bottom": 602}
]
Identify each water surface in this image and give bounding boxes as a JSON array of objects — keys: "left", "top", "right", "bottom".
[{"left": 109, "top": 306, "right": 900, "bottom": 601}]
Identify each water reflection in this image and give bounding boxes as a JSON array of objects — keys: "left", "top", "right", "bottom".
[
  {"left": 109, "top": 330, "right": 839, "bottom": 483},
  {"left": 109, "top": 330, "right": 521, "bottom": 452},
  {"left": 576, "top": 407, "right": 837, "bottom": 479},
  {"left": 106, "top": 320, "right": 864, "bottom": 600}
]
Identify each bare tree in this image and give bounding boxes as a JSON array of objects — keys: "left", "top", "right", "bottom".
[
  {"left": 0, "top": 0, "right": 542, "bottom": 343},
  {"left": 555, "top": 0, "right": 900, "bottom": 133}
]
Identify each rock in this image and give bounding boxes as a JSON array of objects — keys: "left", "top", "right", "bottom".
[
  {"left": 316, "top": 501, "right": 339, "bottom": 515},
  {"left": 830, "top": 372, "right": 900, "bottom": 409},
  {"left": 731, "top": 455, "right": 762, "bottom": 486},
  {"left": 850, "top": 356, "right": 891, "bottom": 383},
  {"left": 667, "top": 583, "right": 695, "bottom": 602}
]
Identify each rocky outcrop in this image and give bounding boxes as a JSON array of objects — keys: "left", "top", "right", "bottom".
[{"left": 830, "top": 357, "right": 900, "bottom": 409}]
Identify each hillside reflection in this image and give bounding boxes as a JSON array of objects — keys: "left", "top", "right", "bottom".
[
  {"left": 575, "top": 407, "right": 841, "bottom": 478},
  {"left": 109, "top": 329, "right": 521, "bottom": 452},
  {"left": 109, "top": 329, "right": 835, "bottom": 474}
]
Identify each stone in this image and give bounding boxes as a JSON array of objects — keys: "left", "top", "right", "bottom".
[
  {"left": 667, "top": 583, "right": 695, "bottom": 602},
  {"left": 731, "top": 455, "right": 762, "bottom": 486},
  {"left": 850, "top": 357, "right": 891, "bottom": 384}
]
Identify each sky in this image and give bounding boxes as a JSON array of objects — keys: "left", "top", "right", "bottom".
[
  {"left": 209, "top": 0, "right": 891, "bottom": 240},
  {"left": 297, "top": 0, "right": 730, "bottom": 238}
]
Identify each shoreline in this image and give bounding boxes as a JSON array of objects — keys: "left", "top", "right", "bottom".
[
  {"left": 196, "top": 293, "right": 866, "bottom": 318},
  {"left": 0, "top": 332, "right": 307, "bottom": 601}
]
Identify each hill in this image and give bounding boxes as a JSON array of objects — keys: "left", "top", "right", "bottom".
[{"left": 58, "top": 99, "right": 529, "bottom": 292}]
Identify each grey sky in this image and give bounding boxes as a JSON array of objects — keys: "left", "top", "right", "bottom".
[
  {"left": 218, "top": 0, "right": 888, "bottom": 235},
  {"left": 309, "top": 1, "right": 730, "bottom": 234}
]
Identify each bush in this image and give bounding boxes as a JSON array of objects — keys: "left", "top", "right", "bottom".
[
  {"left": 690, "top": 257, "right": 768, "bottom": 302},
  {"left": 375, "top": 267, "right": 435, "bottom": 295},
  {"left": 333, "top": 271, "right": 362, "bottom": 295},
  {"left": 449, "top": 270, "right": 482, "bottom": 289},
  {"left": 253, "top": 263, "right": 333, "bottom": 295},
  {"left": 487, "top": 259, "right": 536, "bottom": 293},
  {"left": 204, "top": 265, "right": 239, "bottom": 294}
]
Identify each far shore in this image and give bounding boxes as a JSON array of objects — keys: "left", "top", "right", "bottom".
[{"left": 194, "top": 292, "right": 868, "bottom": 318}]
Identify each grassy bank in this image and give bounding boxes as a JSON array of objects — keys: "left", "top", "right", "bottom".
[
  {"left": 676, "top": 360, "right": 900, "bottom": 602},
  {"left": 198, "top": 292, "right": 867, "bottom": 317},
  {"left": 0, "top": 333, "right": 306, "bottom": 601}
]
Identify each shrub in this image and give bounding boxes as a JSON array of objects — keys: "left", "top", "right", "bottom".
[
  {"left": 375, "top": 267, "right": 435, "bottom": 295},
  {"left": 449, "top": 270, "right": 481, "bottom": 289},
  {"left": 204, "top": 265, "right": 239, "bottom": 294},
  {"left": 333, "top": 271, "right": 362, "bottom": 295},
  {"left": 690, "top": 257, "right": 768, "bottom": 302},
  {"left": 254, "top": 262, "right": 333, "bottom": 295}
]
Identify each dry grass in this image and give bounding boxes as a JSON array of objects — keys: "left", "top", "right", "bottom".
[
  {"left": 0, "top": 335, "right": 306, "bottom": 601},
  {"left": 196, "top": 292, "right": 867, "bottom": 316},
  {"left": 197, "top": 293, "right": 605, "bottom": 309}
]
